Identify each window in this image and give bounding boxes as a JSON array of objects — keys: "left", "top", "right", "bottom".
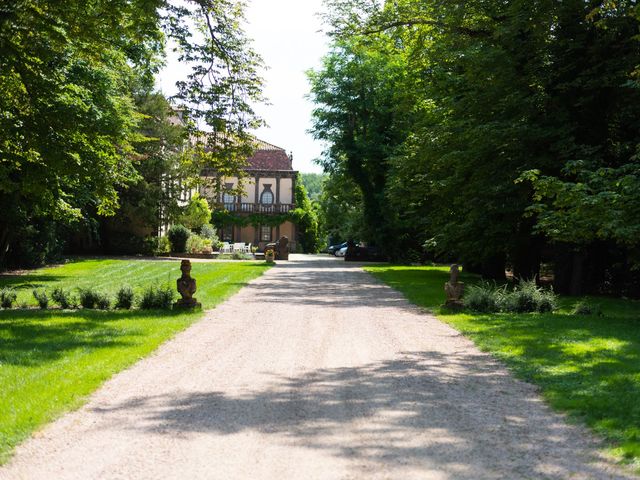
[
  {"left": 260, "top": 225, "right": 271, "bottom": 242},
  {"left": 222, "top": 183, "right": 235, "bottom": 204},
  {"left": 222, "top": 183, "right": 236, "bottom": 211},
  {"left": 260, "top": 187, "right": 274, "bottom": 204}
]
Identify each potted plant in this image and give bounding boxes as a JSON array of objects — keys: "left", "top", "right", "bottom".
[{"left": 264, "top": 248, "right": 275, "bottom": 263}]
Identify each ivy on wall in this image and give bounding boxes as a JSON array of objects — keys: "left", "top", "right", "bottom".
[{"left": 211, "top": 209, "right": 296, "bottom": 228}]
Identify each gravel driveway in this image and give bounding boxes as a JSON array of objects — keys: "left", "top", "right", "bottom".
[{"left": 0, "top": 255, "right": 635, "bottom": 480}]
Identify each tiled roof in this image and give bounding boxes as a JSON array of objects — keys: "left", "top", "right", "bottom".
[{"left": 246, "top": 140, "right": 293, "bottom": 171}]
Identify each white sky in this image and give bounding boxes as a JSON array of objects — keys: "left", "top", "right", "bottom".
[{"left": 156, "top": 0, "right": 329, "bottom": 174}]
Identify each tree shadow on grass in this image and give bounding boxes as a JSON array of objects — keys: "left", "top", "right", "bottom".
[
  {"left": 93, "top": 350, "right": 634, "bottom": 479},
  {"left": 451, "top": 311, "right": 640, "bottom": 460},
  {"left": 0, "top": 309, "right": 186, "bottom": 367},
  {"left": 0, "top": 274, "right": 67, "bottom": 290}
]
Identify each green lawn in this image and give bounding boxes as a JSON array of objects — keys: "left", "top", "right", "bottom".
[
  {"left": 365, "top": 265, "right": 640, "bottom": 470},
  {"left": 0, "top": 259, "right": 269, "bottom": 464}
]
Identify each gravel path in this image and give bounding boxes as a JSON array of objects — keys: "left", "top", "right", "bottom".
[{"left": 0, "top": 255, "right": 635, "bottom": 480}]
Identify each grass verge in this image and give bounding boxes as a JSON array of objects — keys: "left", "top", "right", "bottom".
[
  {"left": 0, "top": 259, "right": 269, "bottom": 464},
  {"left": 365, "top": 265, "right": 640, "bottom": 470}
]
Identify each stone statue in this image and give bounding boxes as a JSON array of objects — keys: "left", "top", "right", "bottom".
[
  {"left": 175, "top": 260, "right": 201, "bottom": 309},
  {"left": 444, "top": 264, "right": 464, "bottom": 308},
  {"left": 276, "top": 235, "right": 289, "bottom": 261}
]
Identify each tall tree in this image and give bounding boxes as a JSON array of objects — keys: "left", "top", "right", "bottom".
[
  {"left": 308, "top": 35, "right": 412, "bottom": 249},
  {"left": 0, "top": 0, "right": 263, "bottom": 267}
]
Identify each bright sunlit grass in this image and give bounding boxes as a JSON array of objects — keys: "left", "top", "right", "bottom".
[
  {"left": 0, "top": 259, "right": 269, "bottom": 464},
  {"left": 365, "top": 265, "right": 640, "bottom": 470}
]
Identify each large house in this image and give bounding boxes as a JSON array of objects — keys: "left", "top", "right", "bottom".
[{"left": 200, "top": 139, "right": 299, "bottom": 251}]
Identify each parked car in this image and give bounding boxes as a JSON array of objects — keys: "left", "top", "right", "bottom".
[
  {"left": 335, "top": 246, "right": 348, "bottom": 257},
  {"left": 328, "top": 241, "right": 348, "bottom": 256},
  {"left": 344, "top": 244, "right": 387, "bottom": 262}
]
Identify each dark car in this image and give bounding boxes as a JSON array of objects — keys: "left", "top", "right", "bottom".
[
  {"left": 344, "top": 245, "right": 387, "bottom": 262},
  {"left": 327, "top": 241, "right": 348, "bottom": 255}
]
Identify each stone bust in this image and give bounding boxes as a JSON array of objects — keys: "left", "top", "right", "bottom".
[
  {"left": 175, "top": 260, "right": 200, "bottom": 308},
  {"left": 444, "top": 264, "right": 464, "bottom": 307}
]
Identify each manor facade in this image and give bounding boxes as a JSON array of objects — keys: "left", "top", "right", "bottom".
[{"left": 200, "top": 139, "right": 298, "bottom": 251}]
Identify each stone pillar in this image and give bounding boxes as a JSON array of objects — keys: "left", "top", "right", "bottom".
[{"left": 254, "top": 175, "right": 260, "bottom": 211}]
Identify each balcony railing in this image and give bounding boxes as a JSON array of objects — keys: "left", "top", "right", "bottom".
[{"left": 221, "top": 203, "right": 295, "bottom": 214}]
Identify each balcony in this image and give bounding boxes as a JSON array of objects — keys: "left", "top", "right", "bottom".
[{"left": 221, "top": 202, "right": 295, "bottom": 214}]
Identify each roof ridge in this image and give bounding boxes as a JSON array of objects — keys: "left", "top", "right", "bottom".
[{"left": 253, "top": 138, "right": 286, "bottom": 151}]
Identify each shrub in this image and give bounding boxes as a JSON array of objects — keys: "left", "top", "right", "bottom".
[
  {"left": 572, "top": 300, "right": 601, "bottom": 316},
  {"left": 115, "top": 286, "right": 135, "bottom": 310},
  {"left": 0, "top": 287, "right": 17, "bottom": 309},
  {"left": 155, "top": 236, "right": 171, "bottom": 255},
  {"left": 32, "top": 289, "right": 49, "bottom": 309},
  {"left": 200, "top": 224, "right": 221, "bottom": 249},
  {"left": 501, "top": 279, "right": 557, "bottom": 313},
  {"left": 51, "top": 287, "right": 73, "bottom": 309},
  {"left": 186, "top": 234, "right": 206, "bottom": 254},
  {"left": 232, "top": 251, "right": 253, "bottom": 260},
  {"left": 464, "top": 279, "right": 557, "bottom": 314},
  {"left": 179, "top": 193, "right": 211, "bottom": 230},
  {"left": 139, "top": 285, "right": 175, "bottom": 309},
  {"left": 167, "top": 225, "right": 190, "bottom": 253},
  {"left": 464, "top": 283, "right": 501, "bottom": 313},
  {"left": 95, "top": 293, "right": 111, "bottom": 310},
  {"left": 78, "top": 287, "right": 101, "bottom": 309}
]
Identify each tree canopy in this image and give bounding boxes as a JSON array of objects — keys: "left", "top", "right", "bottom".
[
  {"left": 310, "top": 0, "right": 640, "bottom": 293},
  {"left": 0, "top": 0, "right": 263, "bottom": 267}
]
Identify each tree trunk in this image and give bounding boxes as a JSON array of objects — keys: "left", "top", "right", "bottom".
[
  {"left": 0, "top": 225, "right": 11, "bottom": 270},
  {"left": 570, "top": 251, "right": 585, "bottom": 296},
  {"left": 512, "top": 239, "right": 542, "bottom": 282},
  {"left": 481, "top": 254, "right": 507, "bottom": 281}
]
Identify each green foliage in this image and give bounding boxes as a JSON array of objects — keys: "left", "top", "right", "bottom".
[
  {"left": 95, "top": 293, "right": 111, "bottom": 310},
  {"left": 167, "top": 225, "right": 191, "bottom": 253},
  {"left": 155, "top": 236, "right": 171, "bottom": 255},
  {"left": 309, "top": 35, "right": 410, "bottom": 250},
  {"left": 572, "top": 300, "right": 602, "bottom": 316},
  {"left": 109, "top": 91, "right": 189, "bottom": 239},
  {"left": 291, "top": 175, "right": 322, "bottom": 253},
  {"left": 186, "top": 234, "right": 212, "bottom": 254},
  {"left": 115, "top": 286, "right": 135, "bottom": 310},
  {"left": 317, "top": 171, "right": 365, "bottom": 244},
  {"left": 32, "top": 290, "right": 48, "bottom": 310},
  {"left": 502, "top": 280, "right": 557, "bottom": 314},
  {"left": 199, "top": 224, "right": 221, "bottom": 248},
  {"left": 139, "top": 285, "right": 175, "bottom": 310},
  {"left": 78, "top": 288, "right": 106, "bottom": 310},
  {"left": 313, "top": 0, "right": 640, "bottom": 289},
  {"left": 464, "top": 283, "right": 501, "bottom": 314},
  {"left": 180, "top": 194, "right": 212, "bottom": 231},
  {"left": 51, "top": 288, "right": 73, "bottom": 310},
  {"left": 212, "top": 210, "right": 290, "bottom": 228},
  {"left": 465, "top": 279, "right": 557, "bottom": 314},
  {"left": 0, "top": 288, "right": 17, "bottom": 309},
  {"left": 0, "top": 1, "right": 264, "bottom": 269},
  {"left": 300, "top": 173, "right": 326, "bottom": 202}
]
